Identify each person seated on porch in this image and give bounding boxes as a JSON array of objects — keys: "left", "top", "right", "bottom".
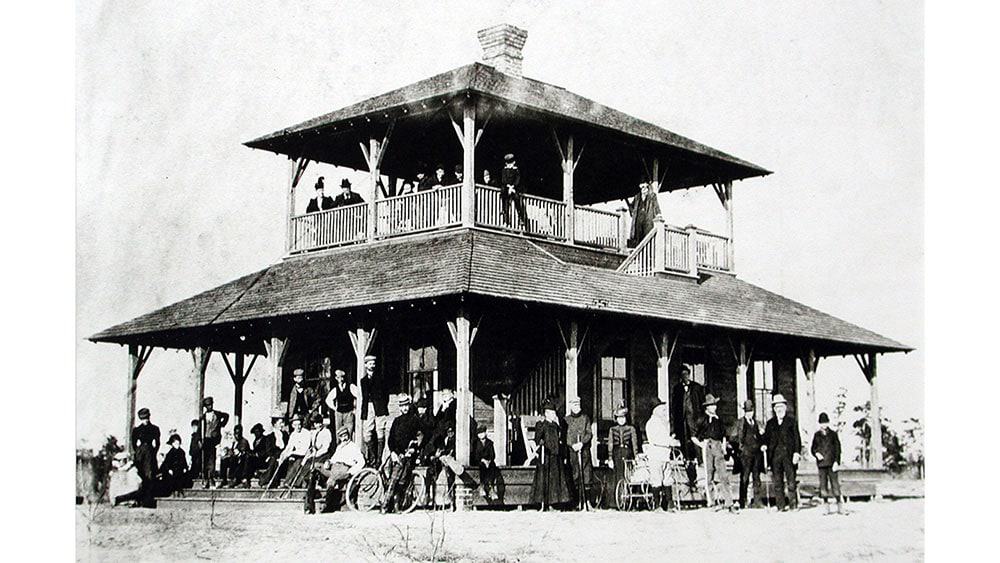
[
  {"left": 608, "top": 405, "right": 639, "bottom": 509},
  {"left": 530, "top": 399, "right": 571, "bottom": 510},
  {"left": 398, "top": 180, "right": 415, "bottom": 196},
  {"left": 158, "top": 433, "right": 191, "bottom": 495},
  {"left": 500, "top": 153, "right": 528, "bottom": 230},
  {"left": 286, "top": 369, "right": 316, "bottom": 422},
  {"left": 474, "top": 423, "right": 499, "bottom": 501},
  {"left": 305, "top": 425, "right": 365, "bottom": 513},
  {"left": 109, "top": 452, "right": 143, "bottom": 507},
  {"left": 220, "top": 424, "right": 252, "bottom": 488},
  {"left": 324, "top": 369, "right": 356, "bottom": 442},
  {"left": 434, "top": 388, "right": 457, "bottom": 434},
  {"left": 273, "top": 415, "right": 311, "bottom": 487},
  {"left": 382, "top": 395, "right": 422, "bottom": 513},
  {"left": 332, "top": 178, "right": 365, "bottom": 207},
  {"left": 285, "top": 413, "right": 329, "bottom": 488},
  {"left": 248, "top": 423, "right": 269, "bottom": 478},
  {"left": 415, "top": 397, "right": 435, "bottom": 452},
  {"left": 626, "top": 181, "right": 662, "bottom": 247},
  {"left": 258, "top": 416, "right": 288, "bottom": 487},
  {"left": 306, "top": 177, "right": 335, "bottom": 213}
]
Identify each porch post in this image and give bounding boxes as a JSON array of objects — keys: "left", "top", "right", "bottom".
[
  {"left": 730, "top": 339, "right": 751, "bottom": 410},
  {"left": 125, "top": 344, "right": 152, "bottom": 454},
  {"left": 462, "top": 103, "right": 476, "bottom": 227},
  {"left": 725, "top": 181, "right": 735, "bottom": 271},
  {"left": 562, "top": 134, "right": 575, "bottom": 243},
  {"left": 564, "top": 320, "right": 579, "bottom": 414},
  {"left": 617, "top": 206, "right": 630, "bottom": 252},
  {"left": 365, "top": 138, "right": 380, "bottom": 242},
  {"left": 348, "top": 326, "right": 373, "bottom": 448},
  {"left": 492, "top": 394, "right": 508, "bottom": 466},
  {"left": 653, "top": 217, "right": 667, "bottom": 272},
  {"left": 286, "top": 159, "right": 295, "bottom": 252},
  {"left": 263, "top": 337, "right": 289, "bottom": 417},
  {"left": 798, "top": 349, "right": 820, "bottom": 451},
  {"left": 856, "top": 353, "right": 883, "bottom": 469},
  {"left": 448, "top": 308, "right": 473, "bottom": 466},
  {"left": 222, "top": 353, "right": 256, "bottom": 426},
  {"left": 653, "top": 329, "right": 680, "bottom": 404},
  {"left": 191, "top": 347, "right": 211, "bottom": 421}
]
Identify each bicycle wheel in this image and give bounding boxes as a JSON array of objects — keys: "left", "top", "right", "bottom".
[
  {"left": 615, "top": 479, "right": 630, "bottom": 511},
  {"left": 397, "top": 472, "right": 426, "bottom": 514},
  {"left": 346, "top": 468, "right": 383, "bottom": 512}
]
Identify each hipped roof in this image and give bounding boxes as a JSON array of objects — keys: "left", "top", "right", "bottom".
[{"left": 91, "top": 230, "right": 910, "bottom": 355}]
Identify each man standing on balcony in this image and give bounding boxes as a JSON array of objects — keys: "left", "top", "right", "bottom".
[
  {"left": 332, "top": 178, "right": 365, "bottom": 208},
  {"left": 306, "top": 177, "right": 335, "bottom": 213},
  {"left": 627, "top": 181, "right": 662, "bottom": 247},
  {"left": 450, "top": 164, "right": 464, "bottom": 185},
  {"left": 501, "top": 153, "right": 528, "bottom": 230}
]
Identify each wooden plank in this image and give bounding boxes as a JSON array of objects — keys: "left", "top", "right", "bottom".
[
  {"left": 191, "top": 347, "right": 211, "bottom": 421},
  {"left": 454, "top": 308, "right": 472, "bottom": 466},
  {"left": 125, "top": 344, "right": 139, "bottom": 454},
  {"left": 493, "top": 394, "right": 508, "bottom": 466},
  {"left": 563, "top": 134, "right": 575, "bottom": 243},
  {"left": 462, "top": 103, "right": 476, "bottom": 227},
  {"left": 564, "top": 319, "right": 578, "bottom": 414}
]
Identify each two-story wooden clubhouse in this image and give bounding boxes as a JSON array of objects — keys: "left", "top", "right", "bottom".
[{"left": 89, "top": 25, "right": 911, "bottom": 507}]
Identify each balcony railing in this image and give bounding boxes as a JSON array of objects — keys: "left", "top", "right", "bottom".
[
  {"left": 616, "top": 220, "right": 732, "bottom": 276},
  {"left": 286, "top": 184, "right": 732, "bottom": 274}
]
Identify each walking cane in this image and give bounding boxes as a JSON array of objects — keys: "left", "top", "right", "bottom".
[
  {"left": 577, "top": 448, "right": 587, "bottom": 512},
  {"left": 762, "top": 448, "right": 771, "bottom": 508},
  {"left": 701, "top": 443, "right": 713, "bottom": 508},
  {"left": 540, "top": 445, "right": 547, "bottom": 512}
]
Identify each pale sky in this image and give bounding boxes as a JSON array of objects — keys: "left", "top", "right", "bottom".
[{"left": 76, "top": 1, "right": 922, "bottom": 452}]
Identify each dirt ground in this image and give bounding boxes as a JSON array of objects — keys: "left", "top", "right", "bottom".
[{"left": 77, "top": 499, "right": 924, "bottom": 562}]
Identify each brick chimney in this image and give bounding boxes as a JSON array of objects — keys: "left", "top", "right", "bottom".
[{"left": 477, "top": 24, "right": 528, "bottom": 78}]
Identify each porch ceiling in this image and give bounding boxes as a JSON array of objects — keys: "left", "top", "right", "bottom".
[{"left": 90, "top": 230, "right": 911, "bottom": 356}]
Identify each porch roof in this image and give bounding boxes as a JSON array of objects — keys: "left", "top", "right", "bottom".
[
  {"left": 90, "top": 230, "right": 910, "bottom": 355},
  {"left": 243, "top": 63, "right": 770, "bottom": 195}
]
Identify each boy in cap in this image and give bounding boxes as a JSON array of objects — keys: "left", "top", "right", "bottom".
[
  {"left": 188, "top": 418, "right": 202, "bottom": 480},
  {"left": 692, "top": 394, "right": 735, "bottom": 511},
  {"left": 735, "top": 399, "right": 765, "bottom": 508},
  {"left": 608, "top": 405, "right": 639, "bottom": 507},
  {"left": 200, "top": 396, "right": 230, "bottom": 488},
  {"left": 762, "top": 394, "right": 802, "bottom": 511},
  {"left": 811, "top": 412, "right": 844, "bottom": 514}
]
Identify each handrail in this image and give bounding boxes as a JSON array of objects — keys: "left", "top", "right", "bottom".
[
  {"left": 289, "top": 202, "right": 368, "bottom": 252},
  {"left": 375, "top": 183, "right": 462, "bottom": 238},
  {"left": 474, "top": 184, "right": 566, "bottom": 239},
  {"left": 616, "top": 227, "right": 659, "bottom": 274},
  {"left": 574, "top": 204, "right": 620, "bottom": 249}
]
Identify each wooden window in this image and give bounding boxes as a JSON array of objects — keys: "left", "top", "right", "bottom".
[
  {"left": 599, "top": 355, "right": 628, "bottom": 422},
  {"left": 407, "top": 344, "right": 438, "bottom": 404},
  {"left": 752, "top": 360, "right": 774, "bottom": 426}
]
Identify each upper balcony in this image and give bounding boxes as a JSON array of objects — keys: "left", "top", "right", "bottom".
[{"left": 287, "top": 182, "right": 733, "bottom": 276}]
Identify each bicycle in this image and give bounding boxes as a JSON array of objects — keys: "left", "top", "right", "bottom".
[{"left": 345, "top": 448, "right": 426, "bottom": 513}]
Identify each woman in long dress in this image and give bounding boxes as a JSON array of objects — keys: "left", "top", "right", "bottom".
[
  {"left": 531, "top": 399, "right": 572, "bottom": 509},
  {"left": 628, "top": 181, "right": 662, "bottom": 246}
]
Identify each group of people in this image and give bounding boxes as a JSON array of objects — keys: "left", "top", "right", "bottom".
[{"left": 306, "top": 177, "right": 365, "bottom": 213}]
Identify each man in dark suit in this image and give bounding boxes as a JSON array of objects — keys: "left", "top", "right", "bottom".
[
  {"left": 762, "top": 394, "right": 802, "bottom": 511},
  {"left": 500, "top": 153, "right": 528, "bottom": 229},
  {"left": 200, "top": 396, "right": 230, "bottom": 488},
  {"left": 286, "top": 368, "right": 317, "bottom": 421},
  {"left": 670, "top": 365, "right": 705, "bottom": 486},
  {"left": 306, "top": 177, "right": 335, "bottom": 213},
  {"left": 332, "top": 178, "right": 365, "bottom": 207},
  {"left": 734, "top": 399, "right": 764, "bottom": 508}
]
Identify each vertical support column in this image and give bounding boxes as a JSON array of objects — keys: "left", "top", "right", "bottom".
[
  {"left": 191, "top": 347, "right": 211, "bottom": 421},
  {"left": 462, "top": 103, "right": 476, "bottom": 227},
  {"left": 564, "top": 320, "right": 579, "bottom": 415},
  {"left": 453, "top": 308, "right": 473, "bottom": 467},
  {"left": 264, "top": 337, "right": 289, "bottom": 417},
  {"left": 617, "top": 206, "right": 630, "bottom": 251},
  {"left": 286, "top": 159, "right": 295, "bottom": 252},
  {"left": 492, "top": 394, "right": 508, "bottom": 466},
  {"left": 562, "top": 134, "right": 575, "bottom": 243},
  {"left": 798, "top": 349, "right": 819, "bottom": 452},
  {"left": 736, "top": 341, "right": 750, "bottom": 408},
  {"left": 366, "top": 138, "right": 380, "bottom": 242},
  {"left": 654, "top": 330, "right": 679, "bottom": 404},
  {"left": 232, "top": 353, "right": 245, "bottom": 425},
  {"left": 348, "top": 326, "right": 372, "bottom": 448},
  {"left": 868, "top": 354, "right": 883, "bottom": 469},
  {"left": 725, "top": 181, "right": 735, "bottom": 271},
  {"left": 685, "top": 226, "right": 699, "bottom": 276},
  {"left": 652, "top": 217, "right": 666, "bottom": 272},
  {"left": 126, "top": 344, "right": 140, "bottom": 454}
]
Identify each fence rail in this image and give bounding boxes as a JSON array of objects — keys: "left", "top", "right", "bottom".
[
  {"left": 474, "top": 185, "right": 566, "bottom": 239},
  {"left": 574, "top": 205, "right": 620, "bottom": 248},
  {"left": 375, "top": 184, "right": 462, "bottom": 238},
  {"left": 617, "top": 222, "right": 731, "bottom": 276},
  {"left": 288, "top": 203, "right": 368, "bottom": 252},
  {"left": 694, "top": 230, "right": 731, "bottom": 271}
]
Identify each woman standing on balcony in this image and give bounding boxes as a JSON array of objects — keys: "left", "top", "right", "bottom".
[{"left": 627, "top": 181, "right": 662, "bottom": 246}]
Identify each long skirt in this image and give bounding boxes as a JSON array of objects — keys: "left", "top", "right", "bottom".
[{"left": 531, "top": 452, "right": 571, "bottom": 506}]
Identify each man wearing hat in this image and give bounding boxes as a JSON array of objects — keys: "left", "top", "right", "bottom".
[
  {"left": 473, "top": 422, "right": 499, "bottom": 501},
  {"left": 500, "top": 153, "right": 528, "bottom": 229},
  {"left": 286, "top": 368, "right": 317, "bottom": 422},
  {"left": 692, "top": 394, "right": 735, "bottom": 511},
  {"left": 565, "top": 396, "right": 593, "bottom": 508},
  {"left": 627, "top": 180, "right": 662, "bottom": 247},
  {"left": 735, "top": 399, "right": 765, "bottom": 509},
  {"left": 383, "top": 394, "right": 423, "bottom": 513},
  {"left": 324, "top": 369, "right": 356, "bottom": 440},
  {"left": 450, "top": 164, "right": 464, "bottom": 185},
  {"left": 306, "top": 176, "right": 335, "bottom": 213},
  {"left": 762, "top": 394, "right": 802, "bottom": 511},
  {"left": 811, "top": 412, "right": 844, "bottom": 515},
  {"left": 332, "top": 178, "right": 365, "bottom": 208},
  {"left": 199, "top": 396, "right": 230, "bottom": 488},
  {"left": 609, "top": 405, "right": 639, "bottom": 508},
  {"left": 306, "top": 424, "right": 365, "bottom": 513},
  {"left": 131, "top": 407, "right": 160, "bottom": 506},
  {"left": 358, "top": 355, "right": 390, "bottom": 464},
  {"left": 158, "top": 433, "right": 191, "bottom": 494},
  {"left": 670, "top": 365, "right": 706, "bottom": 487},
  {"left": 275, "top": 414, "right": 311, "bottom": 487}
]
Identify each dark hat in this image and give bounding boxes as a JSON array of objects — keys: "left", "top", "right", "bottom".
[
  {"left": 340, "top": 178, "right": 352, "bottom": 188},
  {"left": 703, "top": 394, "right": 720, "bottom": 407},
  {"left": 310, "top": 412, "right": 323, "bottom": 423},
  {"left": 415, "top": 398, "right": 430, "bottom": 409},
  {"left": 167, "top": 433, "right": 182, "bottom": 445},
  {"left": 233, "top": 424, "right": 243, "bottom": 433},
  {"left": 540, "top": 398, "right": 556, "bottom": 412},
  {"left": 742, "top": 400, "right": 754, "bottom": 412},
  {"left": 475, "top": 421, "right": 487, "bottom": 434},
  {"left": 315, "top": 177, "right": 325, "bottom": 189},
  {"left": 137, "top": 407, "right": 150, "bottom": 419},
  {"left": 202, "top": 397, "right": 214, "bottom": 407},
  {"left": 250, "top": 423, "right": 265, "bottom": 435},
  {"left": 454, "top": 164, "right": 463, "bottom": 173},
  {"left": 818, "top": 412, "right": 830, "bottom": 424},
  {"left": 435, "top": 163, "right": 445, "bottom": 171},
  {"left": 503, "top": 153, "right": 515, "bottom": 162},
  {"left": 190, "top": 418, "right": 199, "bottom": 426}
]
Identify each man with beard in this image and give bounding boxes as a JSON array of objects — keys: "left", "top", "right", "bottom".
[
  {"left": 131, "top": 407, "right": 160, "bottom": 507},
  {"left": 762, "top": 394, "right": 802, "bottom": 511},
  {"left": 565, "top": 396, "right": 593, "bottom": 508},
  {"left": 735, "top": 399, "right": 765, "bottom": 509},
  {"left": 670, "top": 365, "right": 705, "bottom": 487}
]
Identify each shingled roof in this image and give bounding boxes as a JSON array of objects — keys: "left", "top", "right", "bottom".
[
  {"left": 244, "top": 63, "right": 770, "bottom": 190},
  {"left": 91, "top": 230, "right": 909, "bottom": 354}
]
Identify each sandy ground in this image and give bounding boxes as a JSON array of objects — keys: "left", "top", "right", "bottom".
[{"left": 77, "top": 499, "right": 923, "bottom": 562}]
